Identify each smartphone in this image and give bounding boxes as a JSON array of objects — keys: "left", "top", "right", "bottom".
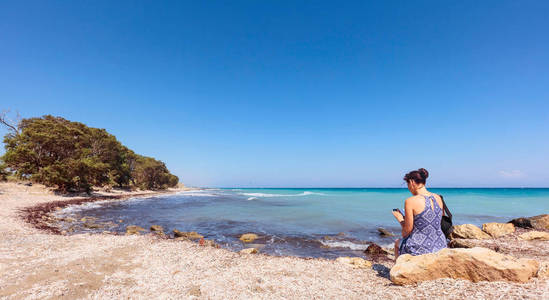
[{"left": 393, "top": 208, "right": 402, "bottom": 214}]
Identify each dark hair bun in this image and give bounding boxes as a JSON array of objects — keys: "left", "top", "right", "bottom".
[{"left": 418, "top": 168, "right": 429, "bottom": 179}]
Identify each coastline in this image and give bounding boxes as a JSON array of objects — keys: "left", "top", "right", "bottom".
[{"left": 1, "top": 182, "right": 548, "bottom": 299}]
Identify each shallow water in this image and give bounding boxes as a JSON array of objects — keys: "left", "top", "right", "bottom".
[{"left": 57, "top": 188, "right": 549, "bottom": 258}]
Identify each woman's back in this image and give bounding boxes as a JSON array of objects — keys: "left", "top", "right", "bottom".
[{"left": 399, "top": 194, "right": 447, "bottom": 256}]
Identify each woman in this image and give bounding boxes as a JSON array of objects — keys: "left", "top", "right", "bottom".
[{"left": 393, "top": 168, "right": 447, "bottom": 258}]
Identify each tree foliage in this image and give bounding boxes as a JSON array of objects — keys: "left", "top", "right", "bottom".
[{"left": 1, "top": 115, "right": 178, "bottom": 192}]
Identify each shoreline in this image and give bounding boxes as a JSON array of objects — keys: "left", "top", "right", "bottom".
[{"left": 1, "top": 182, "right": 548, "bottom": 299}]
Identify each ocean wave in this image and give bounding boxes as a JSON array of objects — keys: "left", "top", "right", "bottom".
[
  {"left": 240, "top": 191, "right": 324, "bottom": 198},
  {"left": 319, "top": 240, "right": 370, "bottom": 251},
  {"left": 176, "top": 191, "right": 218, "bottom": 197}
]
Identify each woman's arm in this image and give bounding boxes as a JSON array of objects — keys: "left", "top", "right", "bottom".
[{"left": 401, "top": 198, "right": 414, "bottom": 237}]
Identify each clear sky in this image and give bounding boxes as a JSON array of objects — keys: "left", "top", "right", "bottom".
[{"left": 1, "top": 1, "right": 548, "bottom": 187}]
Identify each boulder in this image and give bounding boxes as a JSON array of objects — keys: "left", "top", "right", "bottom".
[
  {"left": 240, "top": 248, "right": 258, "bottom": 254},
  {"left": 482, "top": 222, "right": 515, "bottom": 238},
  {"left": 449, "top": 224, "right": 491, "bottom": 240},
  {"left": 390, "top": 247, "right": 539, "bottom": 285},
  {"left": 126, "top": 225, "right": 146, "bottom": 235},
  {"left": 529, "top": 214, "right": 549, "bottom": 231},
  {"left": 239, "top": 233, "right": 258, "bottom": 243},
  {"left": 377, "top": 227, "right": 395, "bottom": 237},
  {"left": 150, "top": 225, "right": 164, "bottom": 232},
  {"left": 173, "top": 229, "right": 203, "bottom": 240},
  {"left": 335, "top": 257, "right": 372, "bottom": 269},
  {"left": 519, "top": 231, "right": 549, "bottom": 241},
  {"left": 508, "top": 217, "right": 533, "bottom": 229}
]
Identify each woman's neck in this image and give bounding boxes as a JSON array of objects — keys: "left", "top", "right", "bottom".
[{"left": 415, "top": 186, "right": 429, "bottom": 196}]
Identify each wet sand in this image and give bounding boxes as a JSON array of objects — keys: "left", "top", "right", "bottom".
[{"left": 1, "top": 182, "right": 547, "bottom": 299}]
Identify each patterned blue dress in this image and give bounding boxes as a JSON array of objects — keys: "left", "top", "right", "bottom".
[{"left": 399, "top": 195, "right": 447, "bottom": 256}]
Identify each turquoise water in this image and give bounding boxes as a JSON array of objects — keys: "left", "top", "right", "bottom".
[{"left": 60, "top": 188, "right": 549, "bottom": 258}]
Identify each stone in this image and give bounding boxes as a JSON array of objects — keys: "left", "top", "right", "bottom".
[
  {"left": 173, "top": 229, "right": 203, "bottom": 240},
  {"left": 377, "top": 227, "right": 395, "bottom": 237},
  {"left": 239, "top": 233, "right": 258, "bottom": 243},
  {"left": 508, "top": 217, "right": 533, "bottom": 229},
  {"left": 240, "top": 248, "right": 258, "bottom": 254},
  {"left": 126, "top": 225, "right": 146, "bottom": 235},
  {"left": 519, "top": 231, "right": 549, "bottom": 241},
  {"left": 447, "top": 239, "right": 477, "bottom": 249},
  {"left": 482, "top": 222, "right": 515, "bottom": 238},
  {"left": 83, "top": 222, "right": 103, "bottom": 229},
  {"left": 188, "top": 285, "right": 201, "bottom": 297},
  {"left": 336, "top": 257, "right": 373, "bottom": 269},
  {"left": 150, "top": 225, "right": 164, "bottom": 232},
  {"left": 529, "top": 214, "right": 549, "bottom": 231},
  {"left": 449, "top": 224, "right": 491, "bottom": 240},
  {"left": 62, "top": 217, "right": 76, "bottom": 223},
  {"left": 390, "top": 247, "right": 539, "bottom": 285},
  {"left": 364, "top": 243, "right": 387, "bottom": 256}
]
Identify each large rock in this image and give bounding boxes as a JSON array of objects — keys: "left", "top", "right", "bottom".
[
  {"left": 508, "top": 217, "right": 533, "bottom": 229},
  {"left": 336, "top": 257, "right": 372, "bottom": 269},
  {"left": 449, "top": 224, "right": 491, "bottom": 240},
  {"left": 390, "top": 247, "right": 539, "bottom": 285},
  {"left": 126, "top": 225, "right": 146, "bottom": 235},
  {"left": 173, "top": 229, "right": 203, "bottom": 240},
  {"left": 529, "top": 214, "right": 549, "bottom": 230},
  {"left": 519, "top": 231, "right": 549, "bottom": 241},
  {"left": 482, "top": 222, "right": 515, "bottom": 238},
  {"left": 239, "top": 233, "right": 258, "bottom": 243}
]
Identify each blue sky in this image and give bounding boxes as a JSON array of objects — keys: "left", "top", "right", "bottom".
[{"left": 1, "top": 1, "right": 548, "bottom": 187}]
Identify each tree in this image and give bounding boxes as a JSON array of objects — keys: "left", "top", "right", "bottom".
[{"left": 1, "top": 115, "right": 178, "bottom": 192}]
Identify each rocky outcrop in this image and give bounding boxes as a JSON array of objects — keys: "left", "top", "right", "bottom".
[
  {"left": 449, "top": 224, "right": 491, "bottom": 240},
  {"left": 239, "top": 233, "right": 258, "bottom": 243},
  {"left": 364, "top": 243, "right": 387, "bottom": 255},
  {"left": 336, "top": 257, "right": 372, "bottom": 269},
  {"left": 482, "top": 222, "right": 515, "bottom": 238},
  {"left": 173, "top": 229, "right": 203, "bottom": 240},
  {"left": 519, "top": 231, "right": 549, "bottom": 241},
  {"left": 126, "top": 225, "right": 146, "bottom": 235},
  {"left": 390, "top": 247, "right": 539, "bottom": 285},
  {"left": 239, "top": 248, "right": 258, "bottom": 254},
  {"left": 377, "top": 227, "right": 395, "bottom": 237},
  {"left": 529, "top": 214, "right": 549, "bottom": 231}
]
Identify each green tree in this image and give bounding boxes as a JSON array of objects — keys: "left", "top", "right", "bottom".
[{"left": 2, "top": 115, "right": 178, "bottom": 192}]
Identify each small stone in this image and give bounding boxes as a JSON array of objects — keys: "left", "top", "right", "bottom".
[
  {"left": 240, "top": 248, "right": 258, "bottom": 254},
  {"left": 239, "top": 233, "right": 258, "bottom": 243},
  {"left": 150, "top": 225, "right": 164, "bottom": 232},
  {"left": 83, "top": 222, "right": 103, "bottom": 229},
  {"left": 126, "top": 225, "right": 146, "bottom": 235},
  {"left": 173, "top": 229, "right": 203, "bottom": 240},
  {"left": 188, "top": 285, "right": 201, "bottom": 297},
  {"left": 378, "top": 227, "right": 395, "bottom": 237},
  {"left": 336, "top": 257, "right": 373, "bottom": 269},
  {"left": 519, "top": 231, "right": 549, "bottom": 241},
  {"left": 364, "top": 243, "right": 387, "bottom": 255}
]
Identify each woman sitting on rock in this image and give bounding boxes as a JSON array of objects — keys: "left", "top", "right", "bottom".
[{"left": 392, "top": 168, "right": 447, "bottom": 259}]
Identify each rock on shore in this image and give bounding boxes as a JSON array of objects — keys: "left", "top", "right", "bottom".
[
  {"left": 519, "top": 231, "right": 549, "bottom": 241},
  {"left": 449, "top": 224, "right": 491, "bottom": 240},
  {"left": 390, "top": 247, "right": 539, "bottom": 285},
  {"left": 482, "top": 222, "right": 515, "bottom": 238},
  {"left": 336, "top": 257, "right": 372, "bottom": 269}
]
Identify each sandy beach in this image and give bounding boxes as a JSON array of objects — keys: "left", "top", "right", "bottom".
[{"left": 1, "top": 182, "right": 548, "bottom": 299}]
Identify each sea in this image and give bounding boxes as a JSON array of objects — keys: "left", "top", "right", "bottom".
[{"left": 56, "top": 188, "right": 549, "bottom": 259}]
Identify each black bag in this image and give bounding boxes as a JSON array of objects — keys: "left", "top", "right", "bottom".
[{"left": 439, "top": 195, "right": 453, "bottom": 238}]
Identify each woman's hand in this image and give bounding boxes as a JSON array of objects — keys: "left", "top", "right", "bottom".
[{"left": 392, "top": 209, "right": 404, "bottom": 223}]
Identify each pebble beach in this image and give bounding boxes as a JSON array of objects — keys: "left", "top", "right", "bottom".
[{"left": 1, "top": 182, "right": 548, "bottom": 299}]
